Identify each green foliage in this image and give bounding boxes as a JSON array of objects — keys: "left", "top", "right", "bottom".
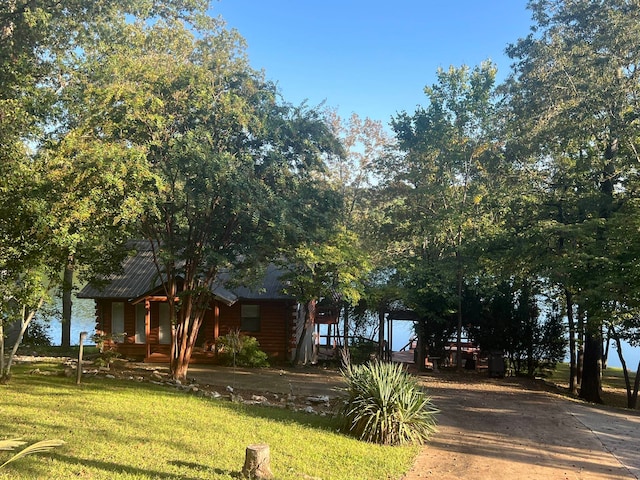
[
  {"left": 0, "top": 0, "right": 215, "bottom": 379},
  {"left": 503, "top": 0, "right": 640, "bottom": 400},
  {"left": 379, "top": 62, "right": 509, "bottom": 364},
  {"left": 217, "top": 331, "right": 269, "bottom": 368},
  {"left": 21, "top": 320, "right": 52, "bottom": 348},
  {"left": 347, "top": 337, "right": 379, "bottom": 365},
  {"left": 283, "top": 227, "right": 371, "bottom": 306},
  {"left": 338, "top": 360, "right": 438, "bottom": 446},
  {"left": 90, "top": 333, "right": 124, "bottom": 368},
  {"left": 464, "top": 281, "right": 567, "bottom": 376},
  {"left": 63, "top": 15, "right": 346, "bottom": 379}
]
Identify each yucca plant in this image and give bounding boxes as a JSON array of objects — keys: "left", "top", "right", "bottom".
[
  {"left": 0, "top": 439, "right": 65, "bottom": 469},
  {"left": 338, "top": 360, "right": 438, "bottom": 446}
]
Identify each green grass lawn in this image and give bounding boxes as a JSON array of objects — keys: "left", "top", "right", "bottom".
[
  {"left": 0, "top": 363, "right": 418, "bottom": 479},
  {"left": 544, "top": 362, "right": 637, "bottom": 408}
]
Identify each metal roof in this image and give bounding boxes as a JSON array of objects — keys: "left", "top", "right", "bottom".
[{"left": 77, "top": 243, "right": 294, "bottom": 305}]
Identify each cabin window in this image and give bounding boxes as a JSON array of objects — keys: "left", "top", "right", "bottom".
[
  {"left": 158, "top": 303, "right": 171, "bottom": 344},
  {"left": 135, "top": 303, "right": 146, "bottom": 344},
  {"left": 111, "top": 302, "right": 125, "bottom": 342},
  {"left": 241, "top": 304, "right": 260, "bottom": 332}
]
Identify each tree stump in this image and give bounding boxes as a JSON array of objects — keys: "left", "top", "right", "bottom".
[{"left": 242, "top": 444, "right": 273, "bottom": 479}]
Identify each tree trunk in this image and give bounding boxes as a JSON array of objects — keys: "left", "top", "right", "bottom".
[
  {"left": 631, "top": 360, "right": 640, "bottom": 410},
  {"left": 61, "top": 253, "right": 74, "bottom": 348},
  {"left": 242, "top": 444, "right": 273, "bottom": 479},
  {"left": 602, "top": 326, "right": 611, "bottom": 370},
  {"left": 342, "top": 305, "right": 349, "bottom": 354},
  {"left": 613, "top": 333, "right": 640, "bottom": 409},
  {"left": 579, "top": 332, "right": 603, "bottom": 404},
  {"left": 378, "top": 308, "right": 385, "bottom": 360},
  {"left": 416, "top": 319, "right": 428, "bottom": 372},
  {"left": 294, "top": 300, "right": 315, "bottom": 365},
  {"left": 0, "top": 322, "right": 5, "bottom": 379},
  {"left": 170, "top": 290, "right": 208, "bottom": 382},
  {"left": 456, "top": 253, "right": 463, "bottom": 372},
  {"left": 172, "top": 317, "right": 204, "bottom": 382},
  {"left": 565, "top": 289, "right": 578, "bottom": 395},
  {"left": 576, "top": 303, "right": 585, "bottom": 385},
  {"left": 2, "top": 299, "right": 45, "bottom": 382}
]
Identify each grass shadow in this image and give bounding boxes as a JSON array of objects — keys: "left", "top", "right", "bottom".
[
  {"left": 49, "top": 453, "right": 220, "bottom": 480},
  {"left": 168, "top": 460, "right": 241, "bottom": 478}
]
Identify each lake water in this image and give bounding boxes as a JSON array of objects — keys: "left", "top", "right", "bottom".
[{"left": 44, "top": 296, "right": 97, "bottom": 346}]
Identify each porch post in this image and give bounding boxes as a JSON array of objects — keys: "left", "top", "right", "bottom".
[
  {"left": 388, "top": 317, "right": 393, "bottom": 362},
  {"left": 145, "top": 298, "right": 151, "bottom": 360},
  {"left": 378, "top": 309, "right": 385, "bottom": 360},
  {"left": 213, "top": 303, "right": 219, "bottom": 356}
]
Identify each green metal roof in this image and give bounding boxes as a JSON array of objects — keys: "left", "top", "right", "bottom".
[{"left": 77, "top": 242, "right": 293, "bottom": 305}]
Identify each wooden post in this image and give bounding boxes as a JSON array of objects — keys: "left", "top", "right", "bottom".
[
  {"left": 76, "top": 331, "right": 87, "bottom": 385},
  {"left": 145, "top": 299, "right": 151, "bottom": 360},
  {"left": 242, "top": 444, "right": 273, "bottom": 479}
]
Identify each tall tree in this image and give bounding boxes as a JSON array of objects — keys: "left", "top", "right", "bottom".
[
  {"left": 70, "top": 18, "right": 344, "bottom": 380},
  {"left": 1, "top": 0, "right": 211, "bottom": 348},
  {"left": 283, "top": 228, "right": 371, "bottom": 364},
  {"left": 382, "top": 62, "right": 506, "bottom": 370},
  {"left": 505, "top": 0, "right": 640, "bottom": 403},
  {"left": 324, "top": 110, "right": 393, "bottom": 351}
]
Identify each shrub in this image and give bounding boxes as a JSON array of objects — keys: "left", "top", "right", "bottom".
[
  {"left": 347, "top": 337, "right": 379, "bottom": 364},
  {"left": 217, "top": 331, "right": 269, "bottom": 367},
  {"left": 338, "top": 360, "right": 438, "bottom": 446},
  {"left": 21, "top": 321, "right": 52, "bottom": 348},
  {"left": 90, "top": 332, "right": 124, "bottom": 368}
]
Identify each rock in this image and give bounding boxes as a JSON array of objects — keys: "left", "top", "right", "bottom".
[
  {"left": 307, "top": 395, "right": 330, "bottom": 404},
  {"left": 105, "top": 374, "right": 115, "bottom": 379},
  {"left": 251, "top": 394, "right": 268, "bottom": 403},
  {"left": 226, "top": 385, "right": 234, "bottom": 393}
]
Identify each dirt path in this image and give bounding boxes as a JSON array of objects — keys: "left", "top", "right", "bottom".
[
  {"left": 404, "top": 374, "right": 640, "bottom": 480},
  {"left": 187, "top": 366, "right": 640, "bottom": 479}
]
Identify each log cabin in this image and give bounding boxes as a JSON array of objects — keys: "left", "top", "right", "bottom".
[{"left": 77, "top": 243, "right": 304, "bottom": 364}]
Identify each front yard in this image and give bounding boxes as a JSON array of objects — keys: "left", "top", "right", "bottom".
[{"left": 0, "top": 361, "right": 417, "bottom": 480}]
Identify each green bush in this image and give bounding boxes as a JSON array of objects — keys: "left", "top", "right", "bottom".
[
  {"left": 338, "top": 360, "right": 438, "bottom": 446},
  {"left": 347, "top": 337, "right": 379, "bottom": 364},
  {"left": 22, "top": 321, "right": 52, "bottom": 348},
  {"left": 217, "top": 331, "right": 269, "bottom": 367}
]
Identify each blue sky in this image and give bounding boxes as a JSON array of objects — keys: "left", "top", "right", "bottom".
[{"left": 211, "top": 0, "right": 533, "bottom": 126}]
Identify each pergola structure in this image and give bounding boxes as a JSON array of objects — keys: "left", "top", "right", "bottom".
[{"left": 378, "top": 308, "right": 425, "bottom": 368}]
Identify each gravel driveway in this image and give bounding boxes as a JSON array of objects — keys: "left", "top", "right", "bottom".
[{"left": 404, "top": 374, "right": 640, "bottom": 480}]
